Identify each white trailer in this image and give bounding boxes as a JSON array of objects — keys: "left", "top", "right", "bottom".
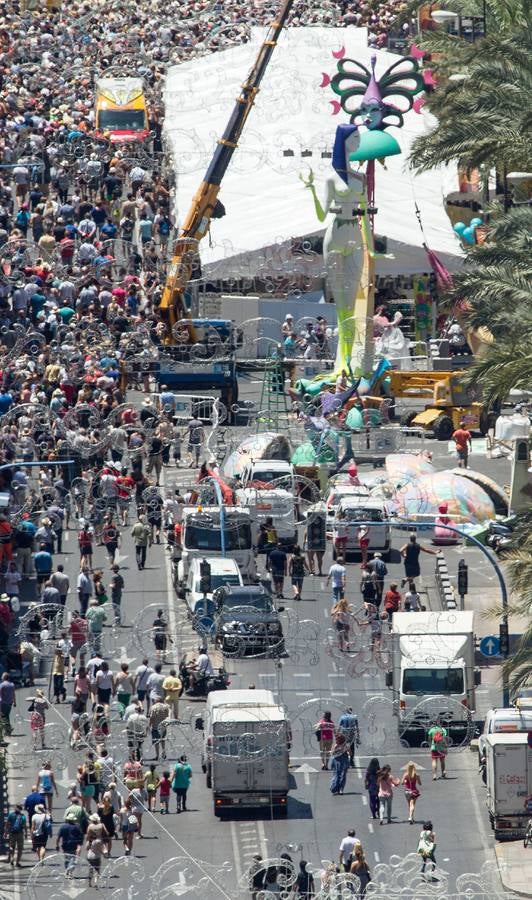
[
  {"left": 486, "top": 732, "right": 532, "bottom": 840},
  {"left": 201, "top": 689, "right": 290, "bottom": 816},
  {"left": 236, "top": 487, "right": 297, "bottom": 548}
]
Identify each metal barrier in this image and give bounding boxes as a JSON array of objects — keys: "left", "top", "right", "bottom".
[{"left": 434, "top": 551, "right": 458, "bottom": 610}]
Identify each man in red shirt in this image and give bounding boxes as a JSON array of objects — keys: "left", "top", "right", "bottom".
[
  {"left": 383, "top": 583, "right": 401, "bottom": 619},
  {"left": 452, "top": 421, "right": 472, "bottom": 469}
]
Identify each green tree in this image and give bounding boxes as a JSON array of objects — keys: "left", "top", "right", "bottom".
[{"left": 499, "top": 514, "right": 532, "bottom": 695}]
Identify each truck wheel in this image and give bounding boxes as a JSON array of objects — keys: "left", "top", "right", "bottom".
[
  {"left": 206, "top": 766, "right": 212, "bottom": 789},
  {"left": 433, "top": 414, "right": 454, "bottom": 441},
  {"left": 400, "top": 411, "right": 417, "bottom": 428}
]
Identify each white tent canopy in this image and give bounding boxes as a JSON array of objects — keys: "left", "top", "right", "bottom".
[{"left": 164, "top": 26, "right": 464, "bottom": 277}]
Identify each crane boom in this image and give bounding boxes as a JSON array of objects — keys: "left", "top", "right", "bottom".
[{"left": 159, "top": 0, "right": 295, "bottom": 335}]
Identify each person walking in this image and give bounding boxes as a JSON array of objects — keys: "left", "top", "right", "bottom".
[
  {"left": 417, "top": 821, "right": 437, "bottom": 876},
  {"left": 152, "top": 610, "right": 172, "bottom": 662},
  {"left": 349, "top": 847, "right": 372, "bottom": 896},
  {"left": 144, "top": 764, "right": 161, "bottom": 812},
  {"left": 110, "top": 565, "right": 124, "bottom": 625},
  {"left": 149, "top": 698, "right": 170, "bottom": 761},
  {"left": 102, "top": 517, "right": 120, "bottom": 566},
  {"left": 77, "top": 567, "right": 93, "bottom": 617},
  {"left": 0, "top": 671, "right": 16, "bottom": 735},
  {"left": 78, "top": 524, "right": 93, "bottom": 570},
  {"left": 114, "top": 663, "right": 134, "bottom": 713},
  {"left": 56, "top": 812, "right": 83, "bottom": 877},
  {"left": 267, "top": 543, "right": 288, "bottom": 599},
  {"left": 31, "top": 803, "right": 52, "bottom": 861},
  {"left": 358, "top": 526, "right": 370, "bottom": 568},
  {"left": 293, "top": 859, "right": 315, "bottom": 898},
  {"left": 288, "top": 546, "right": 308, "bottom": 601},
  {"left": 86, "top": 599, "right": 107, "bottom": 654},
  {"left": 428, "top": 723, "right": 448, "bottom": 780},
  {"left": 338, "top": 828, "right": 361, "bottom": 872},
  {"left": 5, "top": 803, "right": 28, "bottom": 867},
  {"left": 131, "top": 515, "right": 150, "bottom": 570},
  {"left": 399, "top": 534, "right": 436, "bottom": 587},
  {"left": 330, "top": 597, "right": 351, "bottom": 652},
  {"left": 338, "top": 707, "right": 359, "bottom": 767},
  {"left": 50, "top": 564, "right": 69, "bottom": 610},
  {"left": 86, "top": 813, "right": 107, "bottom": 888},
  {"left": 452, "top": 421, "right": 472, "bottom": 468},
  {"left": 330, "top": 733, "right": 350, "bottom": 795},
  {"left": 364, "top": 758, "right": 380, "bottom": 819},
  {"left": 52, "top": 647, "right": 67, "bottom": 703},
  {"left": 326, "top": 558, "right": 346, "bottom": 603},
  {"left": 401, "top": 761, "right": 422, "bottom": 823},
  {"left": 367, "top": 552, "right": 387, "bottom": 604},
  {"left": 162, "top": 668, "right": 182, "bottom": 720},
  {"left": 134, "top": 658, "right": 154, "bottom": 708},
  {"left": 159, "top": 771, "right": 171, "bottom": 814},
  {"left": 404, "top": 580, "right": 421, "bottom": 611},
  {"left": 315, "top": 710, "right": 335, "bottom": 770},
  {"left": 377, "top": 765, "right": 400, "bottom": 824},
  {"left": 383, "top": 583, "right": 401, "bottom": 621},
  {"left": 172, "top": 754, "right": 192, "bottom": 812}
]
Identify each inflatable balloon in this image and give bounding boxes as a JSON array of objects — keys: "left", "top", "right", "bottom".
[
  {"left": 470, "top": 217, "right": 483, "bottom": 228},
  {"left": 462, "top": 226, "right": 475, "bottom": 244},
  {"left": 453, "top": 221, "right": 466, "bottom": 235}
]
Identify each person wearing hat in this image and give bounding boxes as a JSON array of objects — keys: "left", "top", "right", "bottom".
[
  {"left": 5, "top": 803, "right": 28, "bottom": 867},
  {"left": 56, "top": 812, "right": 83, "bottom": 875},
  {"left": 30, "top": 803, "right": 52, "bottom": 861},
  {"left": 281, "top": 313, "right": 294, "bottom": 337},
  {"left": 85, "top": 812, "right": 107, "bottom": 887}
]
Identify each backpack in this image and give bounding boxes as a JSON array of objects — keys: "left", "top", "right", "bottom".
[
  {"left": 127, "top": 814, "right": 139, "bottom": 831},
  {"left": 10, "top": 813, "right": 24, "bottom": 833},
  {"left": 16, "top": 209, "right": 29, "bottom": 227},
  {"left": 432, "top": 728, "right": 446, "bottom": 748}
]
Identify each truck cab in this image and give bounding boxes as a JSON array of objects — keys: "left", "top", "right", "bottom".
[
  {"left": 177, "top": 507, "right": 255, "bottom": 583},
  {"left": 95, "top": 77, "right": 149, "bottom": 143},
  {"left": 241, "top": 459, "right": 295, "bottom": 489}
]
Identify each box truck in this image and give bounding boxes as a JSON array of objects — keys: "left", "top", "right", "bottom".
[
  {"left": 486, "top": 733, "right": 532, "bottom": 839},
  {"left": 201, "top": 689, "right": 290, "bottom": 816},
  {"left": 385, "top": 611, "right": 480, "bottom": 736}
]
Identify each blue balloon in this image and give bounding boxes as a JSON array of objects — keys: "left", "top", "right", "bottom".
[
  {"left": 453, "top": 221, "right": 466, "bottom": 235},
  {"left": 462, "top": 226, "right": 475, "bottom": 244},
  {"left": 470, "top": 217, "right": 483, "bottom": 228}
]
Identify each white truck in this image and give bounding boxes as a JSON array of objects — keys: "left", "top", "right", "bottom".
[
  {"left": 236, "top": 487, "right": 297, "bottom": 549},
  {"left": 385, "top": 611, "right": 480, "bottom": 737},
  {"left": 201, "top": 689, "right": 291, "bottom": 817},
  {"left": 240, "top": 458, "right": 295, "bottom": 489},
  {"left": 177, "top": 506, "right": 256, "bottom": 583},
  {"left": 486, "top": 733, "right": 532, "bottom": 839}
]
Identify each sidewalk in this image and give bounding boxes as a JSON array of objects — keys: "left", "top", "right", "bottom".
[{"left": 495, "top": 841, "right": 532, "bottom": 897}]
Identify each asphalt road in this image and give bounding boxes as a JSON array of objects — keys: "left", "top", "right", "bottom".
[{"left": 4, "top": 393, "right": 515, "bottom": 898}]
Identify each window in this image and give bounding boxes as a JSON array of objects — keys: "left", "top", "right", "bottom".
[
  {"left": 402, "top": 668, "right": 464, "bottom": 695},
  {"left": 97, "top": 109, "right": 146, "bottom": 131},
  {"left": 342, "top": 507, "right": 384, "bottom": 523},
  {"left": 185, "top": 519, "right": 251, "bottom": 552}
]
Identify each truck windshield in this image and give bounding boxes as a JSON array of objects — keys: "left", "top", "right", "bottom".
[
  {"left": 221, "top": 594, "right": 273, "bottom": 611},
  {"left": 403, "top": 668, "right": 464, "bottom": 694},
  {"left": 97, "top": 109, "right": 146, "bottom": 131},
  {"left": 342, "top": 507, "right": 383, "bottom": 522},
  {"left": 252, "top": 471, "right": 286, "bottom": 484},
  {"left": 186, "top": 520, "right": 251, "bottom": 551},
  {"left": 195, "top": 574, "right": 241, "bottom": 592}
]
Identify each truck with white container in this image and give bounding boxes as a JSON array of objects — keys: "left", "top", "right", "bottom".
[
  {"left": 177, "top": 506, "right": 256, "bottom": 583},
  {"left": 385, "top": 611, "right": 480, "bottom": 737},
  {"left": 236, "top": 487, "right": 297, "bottom": 549},
  {"left": 201, "top": 689, "right": 291, "bottom": 817},
  {"left": 485, "top": 733, "right": 532, "bottom": 839}
]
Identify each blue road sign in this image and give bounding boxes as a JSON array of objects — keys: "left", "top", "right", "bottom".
[
  {"left": 480, "top": 635, "right": 501, "bottom": 657},
  {"left": 528, "top": 731, "right": 532, "bottom": 750}
]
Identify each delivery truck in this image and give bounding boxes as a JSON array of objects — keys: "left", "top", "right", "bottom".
[
  {"left": 236, "top": 487, "right": 297, "bottom": 549},
  {"left": 486, "top": 733, "right": 532, "bottom": 839},
  {"left": 385, "top": 611, "right": 480, "bottom": 737},
  {"left": 201, "top": 689, "right": 291, "bottom": 816}
]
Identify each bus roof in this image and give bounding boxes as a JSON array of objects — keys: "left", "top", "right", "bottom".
[{"left": 96, "top": 77, "right": 145, "bottom": 106}]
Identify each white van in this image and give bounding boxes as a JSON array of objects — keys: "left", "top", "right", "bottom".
[
  {"left": 236, "top": 487, "right": 297, "bottom": 548},
  {"left": 177, "top": 506, "right": 256, "bottom": 583},
  {"left": 241, "top": 459, "right": 294, "bottom": 489},
  {"left": 479, "top": 707, "right": 532, "bottom": 764},
  {"left": 332, "top": 497, "right": 391, "bottom": 560},
  {"left": 182, "top": 557, "right": 243, "bottom": 616},
  {"left": 201, "top": 689, "right": 291, "bottom": 816}
]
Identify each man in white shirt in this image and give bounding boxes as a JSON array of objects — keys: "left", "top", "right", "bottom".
[
  {"left": 326, "top": 561, "right": 346, "bottom": 602},
  {"left": 134, "top": 658, "right": 153, "bottom": 707},
  {"left": 338, "top": 829, "right": 361, "bottom": 869}
]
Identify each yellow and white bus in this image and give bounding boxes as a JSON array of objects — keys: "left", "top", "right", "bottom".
[{"left": 95, "top": 77, "right": 149, "bottom": 144}]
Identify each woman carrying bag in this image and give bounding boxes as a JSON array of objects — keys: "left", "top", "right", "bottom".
[
  {"left": 418, "top": 821, "right": 437, "bottom": 876},
  {"left": 401, "top": 761, "right": 422, "bottom": 823}
]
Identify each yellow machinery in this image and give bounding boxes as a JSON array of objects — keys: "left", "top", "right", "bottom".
[
  {"left": 159, "top": 0, "right": 295, "bottom": 339},
  {"left": 389, "top": 370, "right": 488, "bottom": 440}
]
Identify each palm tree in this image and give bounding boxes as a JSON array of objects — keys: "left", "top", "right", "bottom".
[{"left": 499, "top": 514, "right": 532, "bottom": 695}]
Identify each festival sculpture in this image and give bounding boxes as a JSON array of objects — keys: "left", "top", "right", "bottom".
[{"left": 300, "top": 51, "right": 424, "bottom": 380}]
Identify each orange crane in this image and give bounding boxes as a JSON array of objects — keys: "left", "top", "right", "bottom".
[{"left": 159, "top": 0, "right": 295, "bottom": 340}]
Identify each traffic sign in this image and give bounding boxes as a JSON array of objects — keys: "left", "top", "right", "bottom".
[
  {"left": 528, "top": 731, "right": 532, "bottom": 750},
  {"left": 480, "top": 635, "right": 501, "bottom": 657}
]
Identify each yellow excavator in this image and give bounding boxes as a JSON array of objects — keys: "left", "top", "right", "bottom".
[{"left": 159, "top": 0, "right": 295, "bottom": 340}]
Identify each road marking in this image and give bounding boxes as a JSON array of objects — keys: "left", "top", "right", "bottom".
[
  {"left": 259, "top": 673, "right": 275, "bottom": 678},
  {"left": 331, "top": 692, "right": 348, "bottom": 697},
  {"left": 323, "top": 608, "right": 329, "bottom": 619},
  {"left": 294, "top": 672, "right": 311, "bottom": 678},
  {"left": 257, "top": 820, "right": 268, "bottom": 858},
  {"left": 361, "top": 795, "right": 367, "bottom": 805},
  {"left": 368, "top": 822, "right": 374, "bottom": 833},
  {"left": 295, "top": 691, "right": 314, "bottom": 697},
  {"left": 295, "top": 763, "right": 319, "bottom": 785},
  {"left": 374, "top": 851, "right": 380, "bottom": 862},
  {"left": 230, "top": 822, "right": 243, "bottom": 884}
]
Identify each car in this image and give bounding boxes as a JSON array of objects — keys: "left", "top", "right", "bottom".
[
  {"left": 212, "top": 585, "right": 284, "bottom": 657},
  {"left": 325, "top": 483, "right": 370, "bottom": 527},
  {"left": 478, "top": 707, "right": 532, "bottom": 765},
  {"left": 182, "top": 557, "right": 244, "bottom": 619}
]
